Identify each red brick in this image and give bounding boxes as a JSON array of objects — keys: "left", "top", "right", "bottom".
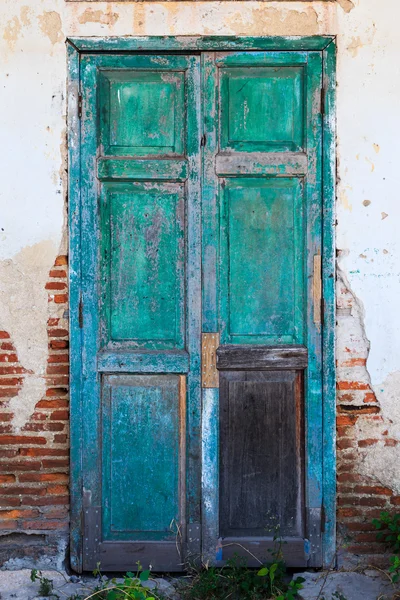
[
  {"left": 0, "top": 378, "right": 23, "bottom": 386},
  {"left": 23, "top": 422, "right": 65, "bottom": 432},
  {"left": 19, "top": 473, "right": 68, "bottom": 483},
  {"left": 48, "top": 354, "right": 69, "bottom": 364},
  {"left": 36, "top": 399, "right": 68, "bottom": 409},
  {"left": 0, "top": 435, "right": 47, "bottom": 445},
  {"left": 50, "top": 340, "right": 69, "bottom": 350},
  {"left": 354, "top": 485, "right": 393, "bottom": 496},
  {"left": 0, "top": 413, "right": 13, "bottom": 422},
  {"left": 20, "top": 448, "right": 68, "bottom": 457},
  {"left": 358, "top": 439, "right": 379, "bottom": 447},
  {"left": 49, "top": 269, "right": 67, "bottom": 278},
  {"left": 0, "top": 343, "right": 16, "bottom": 351},
  {"left": 50, "top": 410, "right": 68, "bottom": 421},
  {"left": 22, "top": 520, "right": 68, "bottom": 530},
  {"left": 347, "top": 544, "right": 385, "bottom": 554},
  {"left": 0, "top": 520, "right": 18, "bottom": 529},
  {"left": 337, "top": 381, "right": 370, "bottom": 391},
  {"left": 0, "top": 509, "right": 39, "bottom": 519},
  {"left": 0, "top": 388, "right": 19, "bottom": 398},
  {"left": 0, "top": 367, "right": 26, "bottom": 375},
  {"left": 53, "top": 434, "right": 67, "bottom": 443},
  {"left": 337, "top": 414, "right": 357, "bottom": 426},
  {"left": 337, "top": 438, "right": 354, "bottom": 450},
  {"left": 47, "top": 318, "right": 59, "bottom": 327},
  {"left": 45, "top": 388, "right": 68, "bottom": 398},
  {"left": 0, "top": 487, "right": 47, "bottom": 496},
  {"left": 42, "top": 459, "right": 69, "bottom": 469},
  {"left": 0, "top": 332, "right": 10, "bottom": 339},
  {"left": 47, "top": 365, "right": 69, "bottom": 375},
  {"left": 337, "top": 473, "right": 364, "bottom": 483},
  {"left": 354, "top": 533, "right": 381, "bottom": 543},
  {"left": 54, "top": 294, "right": 68, "bottom": 304},
  {"left": 0, "top": 474, "right": 16, "bottom": 484},
  {"left": 338, "top": 507, "right": 360, "bottom": 518},
  {"left": 346, "top": 522, "right": 377, "bottom": 532},
  {"left": 364, "top": 392, "right": 377, "bottom": 403},
  {"left": 340, "top": 358, "right": 367, "bottom": 367},
  {"left": 391, "top": 497, "right": 400, "bottom": 506},
  {"left": 338, "top": 405, "right": 380, "bottom": 415},
  {"left": 48, "top": 329, "right": 69, "bottom": 338},
  {"left": 45, "top": 282, "right": 67, "bottom": 291},
  {"left": 47, "top": 485, "right": 68, "bottom": 495},
  {"left": 55, "top": 256, "right": 68, "bottom": 266},
  {"left": 43, "top": 507, "right": 69, "bottom": 519},
  {"left": 0, "top": 354, "right": 18, "bottom": 363},
  {"left": 21, "top": 495, "right": 69, "bottom": 506},
  {"left": 0, "top": 461, "right": 41, "bottom": 472},
  {"left": 0, "top": 496, "right": 21, "bottom": 507}
]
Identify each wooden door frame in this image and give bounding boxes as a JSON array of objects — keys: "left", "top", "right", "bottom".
[{"left": 67, "top": 35, "right": 336, "bottom": 572}]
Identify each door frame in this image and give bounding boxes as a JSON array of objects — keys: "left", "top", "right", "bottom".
[{"left": 67, "top": 35, "right": 336, "bottom": 572}]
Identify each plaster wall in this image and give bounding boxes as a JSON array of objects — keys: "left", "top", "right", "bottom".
[{"left": 0, "top": 0, "right": 399, "bottom": 564}]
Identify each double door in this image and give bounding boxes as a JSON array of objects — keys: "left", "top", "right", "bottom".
[{"left": 76, "top": 49, "right": 324, "bottom": 571}]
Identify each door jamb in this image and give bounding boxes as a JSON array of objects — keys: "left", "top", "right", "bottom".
[{"left": 67, "top": 35, "right": 336, "bottom": 572}]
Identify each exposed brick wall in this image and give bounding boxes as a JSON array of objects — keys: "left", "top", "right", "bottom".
[
  {"left": 0, "top": 256, "right": 69, "bottom": 567},
  {"left": 0, "top": 253, "right": 397, "bottom": 567},
  {"left": 336, "top": 267, "right": 396, "bottom": 563}
]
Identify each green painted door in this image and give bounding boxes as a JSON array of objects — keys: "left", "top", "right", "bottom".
[{"left": 76, "top": 49, "right": 324, "bottom": 571}]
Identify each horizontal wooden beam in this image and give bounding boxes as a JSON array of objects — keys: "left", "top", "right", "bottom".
[
  {"left": 98, "top": 350, "right": 190, "bottom": 373},
  {"left": 217, "top": 344, "right": 308, "bottom": 370},
  {"left": 216, "top": 152, "right": 307, "bottom": 176},
  {"left": 98, "top": 158, "right": 188, "bottom": 181},
  {"left": 67, "top": 36, "right": 335, "bottom": 53}
]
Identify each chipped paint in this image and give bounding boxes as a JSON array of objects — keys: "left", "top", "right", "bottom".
[
  {"left": 2, "top": 16, "right": 21, "bottom": 50},
  {"left": 337, "top": 0, "right": 355, "bottom": 14},
  {"left": 0, "top": 241, "right": 57, "bottom": 430},
  {"left": 78, "top": 8, "right": 119, "bottom": 27},
  {"left": 38, "top": 11, "right": 63, "bottom": 46}
]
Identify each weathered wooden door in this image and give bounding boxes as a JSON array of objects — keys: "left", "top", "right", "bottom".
[
  {"left": 78, "top": 53, "right": 201, "bottom": 571},
  {"left": 201, "top": 51, "right": 324, "bottom": 568},
  {"left": 73, "top": 47, "right": 325, "bottom": 572}
]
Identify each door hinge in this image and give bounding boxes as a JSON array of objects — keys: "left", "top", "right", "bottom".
[
  {"left": 200, "top": 133, "right": 207, "bottom": 148},
  {"left": 313, "top": 253, "right": 322, "bottom": 327},
  {"left": 78, "top": 296, "right": 83, "bottom": 329},
  {"left": 320, "top": 86, "right": 326, "bottom": 116},
  {"left": 78, "top": 94, "right": 82, "bottom": 119}
]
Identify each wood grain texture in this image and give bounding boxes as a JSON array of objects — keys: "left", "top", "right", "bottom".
[
  {"left": 202, "top": 333, "right": 220, "bottom": 388},
  {"left": 219, "top": 370, "right": 304, "bottom": 539},
  {"left": 217, "top": 345, "right": 308, "bottom": 371}
]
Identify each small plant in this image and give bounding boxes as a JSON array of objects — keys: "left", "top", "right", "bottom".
[
  {"left": 373, "top": 511, "right": 400, "bottom": 582},
  {"left": 30, "top": 569, "right": 58, "bottom": 598},
  {"left": 77, "top": 563, "right": 161, "bottom": 600},
  {"left": 182, "top": 554, "right": 304, "bottom": 600}
]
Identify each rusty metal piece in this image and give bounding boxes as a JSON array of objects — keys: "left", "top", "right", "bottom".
[{"left": 202, "top": 333, "right": 220, "bottom": 388}]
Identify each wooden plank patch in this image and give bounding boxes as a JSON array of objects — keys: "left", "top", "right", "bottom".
[{"left": 202, "top": 333, "right": 220, "bottom": 388}]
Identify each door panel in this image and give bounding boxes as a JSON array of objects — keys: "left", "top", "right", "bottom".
[
  {"left": 219, "top": 370, "right": 303, "bottom": 539},
  {"left": 220, "top": 177, "right": 304, "bottom": 344},
  {"left": 100, "top": 182, "right": 185, "bottom": 348},
  {"left": 79, "top": 53, "right": 201, "bottom": 571},
  {"left": 220, "top": 66, "right": 304, "bottom": 152}
]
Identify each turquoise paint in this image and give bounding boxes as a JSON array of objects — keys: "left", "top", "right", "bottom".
[
  {"left": 102, "top": 375, "right": 181, "bottom": 541},
  {"left": 68, "top": 37, "right": 336, "bottom": 571},
  {"left": 322, "top": 39, "right": 337, "bottom": 568}
]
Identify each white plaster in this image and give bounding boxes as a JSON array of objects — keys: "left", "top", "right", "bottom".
[
  {"left": 0, "top": 0, "right": 399, "bottom": 496},
  {"left": 336, "top": 0, "right": 400, "bottom": 386}
]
